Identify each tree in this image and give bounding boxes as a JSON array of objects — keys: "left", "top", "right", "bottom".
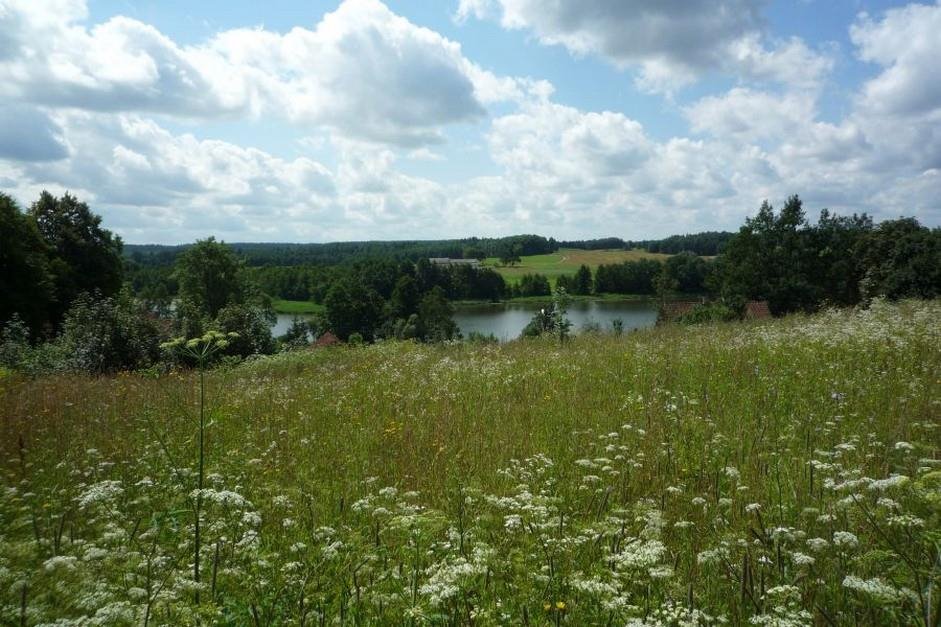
[
  {"left": 324, "top": 277, "right": 384, "bottom": 341},
  {"left": 418, "top": 286, "right": 460, "bottom": 342},
  {"left": 550, "top": 286, "right": 572, "bottom": 345},
  {"left": 463, "top": 246, "right": 486, "bottom": 261},
  {"left": 174, "top": 238, "right": 250, "bottom": 320},
  {"left": 213, "top": 303, "right": 276, "bottom": 358},
  {"left": 719, "top": 196, "right": 817, "bottom": 315},
  {"left": 388, "top": 275, "right": 421, "bottom": 320},
  {"left": 29, "top": 191, "right": 123, "bottom": 327},
  {"left": 0, "top": 193, "right": 54, "bottom": 335},
  {"left": 573, "top": 264, "right": 593, "bottom": 295},
  {"left": 57, "top": 289, "right": 162, "bottom": 374},
  {"left": 858, "top": 218, "right": 941, "bottom": 300}
]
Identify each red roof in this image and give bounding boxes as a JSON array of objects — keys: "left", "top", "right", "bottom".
[
  {"left": 744, "top": 301, "right": 771, "bottom": 319},
  {"left": 313, "top": 331, "right": 341, "bottom": 347}
]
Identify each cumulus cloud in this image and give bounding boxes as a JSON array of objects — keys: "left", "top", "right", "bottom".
[
  {"left": 456, "top": 0, "right": 832, "bottom": 94},
  {"left": 851, "top": 2, "right": 941, "bottom": 118},
  {"left": 0, "top": 105, "right": 70, "bottom": 161},
  {"left": 0, "top": 0, "right": 528, "bottom": 146}
]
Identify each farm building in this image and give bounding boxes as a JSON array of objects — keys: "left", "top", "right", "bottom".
[{"left": 429, "top": 258, "right": 480, "bottom": 267}]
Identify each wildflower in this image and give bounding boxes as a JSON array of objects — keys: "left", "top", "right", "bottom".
[
  {"left": 77, "top": 480, "right": 123, "bottom": 508},
  {"left": 832, "top": 531, "right": 858, "bottom": 548}
]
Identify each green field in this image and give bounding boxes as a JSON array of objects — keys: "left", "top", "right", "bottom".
[
  {"left": 271, "top": 298, "right": 324, "bottom": 315},
  {"left": 1, "top": 300, "right": 938, "bottom": 624},
  {"left": 484, "top": 248, "right": 670, "bottom": 284}
]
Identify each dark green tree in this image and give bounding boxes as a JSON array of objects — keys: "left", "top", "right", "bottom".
[
  {"left": 388, "top": 275, "right": 421, "bottom": 320},
  {"left": 858, "top": 218, "right": 941, "bottom": 300},
  {"left": 417, "top": 286, "right": 460, "bottom": 342},
  {"left": 0, "top": 193, "right": 55, "bottom": 335},
  {"left": 573, "top": 264, "right": 593, "bottom": 295},
  {"left": 29, "top": 191, "right": 123, "bottom": 327},
  {"left": 324, "top": 277, "right": 384, "bottom": 341},
  {"left": 213, "top": 303, "right": 276, "bottom": 357},
  {"left": 174, "top": 238, "right": 250, "bottom": 319}
]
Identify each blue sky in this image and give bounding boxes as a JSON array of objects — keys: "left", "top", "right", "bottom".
[{"left": 1, "top": 0, "right": 939, "bottom": 243}]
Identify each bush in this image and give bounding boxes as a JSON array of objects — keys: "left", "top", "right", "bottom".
[
  {"left": 57, "top": 291, "right": 164, "bottom": 374},
  {"left": 213, "top": 304, "right": 276, "bottom": 358},
  {"left": 675, "top": 303, "right": 740, "bottom": 325}
]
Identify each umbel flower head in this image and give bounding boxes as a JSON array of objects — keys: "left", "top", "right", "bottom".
[{"left": 162, "top": 330, "right": 239, "bottom": 363}]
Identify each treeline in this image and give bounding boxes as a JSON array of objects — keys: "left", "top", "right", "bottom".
[
  {"left": 716, "top": 197, "right": 940, "bottom": 314},
  {"left": 556, "top": 232, "right": 733, "bottom": 256},
  {"left": 626, "top": 231, "right": 733, "bottom": 256},
  {"left": 126, "top": 234, "right": 558, "bottom": 268}
]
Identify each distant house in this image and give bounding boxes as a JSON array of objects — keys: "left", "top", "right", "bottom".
[
  {"left": 313, "top": 331, "right": 341, "bottom": 348},
  {"left": 429, "top": 257, "right": 480, "bottom": 267},
  {"left": 744, "top": 301, "right": 771, "bottom": 319}
]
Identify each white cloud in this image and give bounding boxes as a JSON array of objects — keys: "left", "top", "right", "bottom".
[
  {"left": 851, "top": 2, "right": 941, "bottom": 118},
  {"left": 457, "top": 0, "right": 833, "bottom": 94},
  {"left": 0, "top": 0, "right": 526, "bottom": 147}
]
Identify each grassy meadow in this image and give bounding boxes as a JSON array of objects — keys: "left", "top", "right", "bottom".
[
  {"left": 271, "top": 299, "right": 325, "bottom": 315},
  {"left": 1, "top": 300, "right": 939, "bottom": 625},
  {"left": 484, "top": 248, "right": 670, "bottom": 285}
]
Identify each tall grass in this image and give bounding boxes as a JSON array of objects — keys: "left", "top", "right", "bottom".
[{"left": 0, "top": 300, "right": 938, "bottom": 624}]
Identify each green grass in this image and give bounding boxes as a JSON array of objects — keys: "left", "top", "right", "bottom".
[
  {"left": 271, "top": 298, "right": 324, "bottom": 314},
  {"left": 1, "top": 300, "right": 939, "bottom": 624},
  {"left": 484, "top": 247, "right": 670, "bottom": 284}
]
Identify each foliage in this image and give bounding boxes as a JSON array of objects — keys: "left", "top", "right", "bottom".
[
  {"left": 212, "top": 304, "right": 276, "bottom": 358},
  {"left": 56, "top": 290, "right": 163, "bottom": 374},
  {"left": 324, "top": 277, "right": 384, "bottom": 341},
  {"left": 174, "top": 238, "right": 254, "bottom": 319},
  {"left": 1, "top": 301, "right": 938, "bottom": 624},
  {"left": 417, "top": 286, "right": 460, "bottom": 342},
  {"left": 595, "top": 258, "right": 662, "bottom": 294},
  {"left": 516, "top": 273, "right": 551, "bottom": 297},
  {"left": 0, "top": 194, "right": 55, "bottom": 335},
  {"left": 674, "top": 302, "right": 740, "bottom": 325},
  {"left": 29, "top": 191, "right": 124, "bottom": 328},
  {"left": 857, "top": 218, "right": 941, "bottom": 300}
]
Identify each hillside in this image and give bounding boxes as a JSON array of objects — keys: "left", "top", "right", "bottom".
[
  {"left": 1, "top": 300, "right": 939, "bottom": 624},
  {"left": 483, "top": 247, "right": 671, "bottom": 284}
]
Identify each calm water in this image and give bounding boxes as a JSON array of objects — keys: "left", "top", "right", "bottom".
[
  {"left": 453, "top": 299, "right": 657, "bottom": 341},
  {"left": 272, "top": 299, "right": 658, "bottom": 341}
]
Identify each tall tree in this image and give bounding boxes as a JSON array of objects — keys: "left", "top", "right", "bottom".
[
  {"left": 858, "top": 218, "right": 941, "bottom": 300},
  {"left": 418, "top": 286, "right": 459, "bottom": 342},
  {"left": 0, "top": 193, "right": 54, "bottom": 335},
  {"left": 29, "top": 191, "right": 123, "bottom": 326},
  {"left": 174, "top": 238, "right": 249, "bottom": 319},
  {"left": 324, "top": 277, "right": 384, "bottom": 341}
]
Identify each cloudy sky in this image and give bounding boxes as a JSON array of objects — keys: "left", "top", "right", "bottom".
[{"left": 1, "top": 0, "right": 939, "bottom": 243}]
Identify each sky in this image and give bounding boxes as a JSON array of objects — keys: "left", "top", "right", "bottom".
[{"left": 1, "top": 0, "right": 939, "bottom": 244}]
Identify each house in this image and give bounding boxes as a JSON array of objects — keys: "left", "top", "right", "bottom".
[
  {"left": 429, "top": 257, "right": 481, "bottom": 267},
  {"left": 744, "top": 301, "right": 771, "bottom": 319},
  {"left": 313, "top": 331, "right": 341, "bottom": 347}
]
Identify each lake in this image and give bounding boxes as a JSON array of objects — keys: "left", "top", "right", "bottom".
[{"left": 272, "top": 299, "right": 658, "bottom": 341}]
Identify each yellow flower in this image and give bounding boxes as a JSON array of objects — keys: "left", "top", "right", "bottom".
[
  {"left": 543, "top": 602, "right": 551, "bottom": 611},
  {"left": 555, "top": 601, "right": 566, "bottom": 611}
]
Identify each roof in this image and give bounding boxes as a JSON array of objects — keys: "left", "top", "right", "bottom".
[
  {"left": 429, "top": 257, "right": 480, "bottom": 266},
  {"left": 744, "top": 301, "right": 771, "bottom": 319},
  {"left": 313, "top": 331, "right": 341, "bottom": 347}
]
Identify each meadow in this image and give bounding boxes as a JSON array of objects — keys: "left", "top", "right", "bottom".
[
  {"left": 0, "top": 299, "right": 939, "bottom": 625},
  {"left": 484, "top": 248, "right": 670, "bottom": 284}
]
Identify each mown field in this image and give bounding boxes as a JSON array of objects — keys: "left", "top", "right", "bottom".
[
  {"left": 1, "top": 300, "right": 939, "bottom": 625},
  {"left": 484, "top": 248, "right": 670, "bottom": 284}
]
